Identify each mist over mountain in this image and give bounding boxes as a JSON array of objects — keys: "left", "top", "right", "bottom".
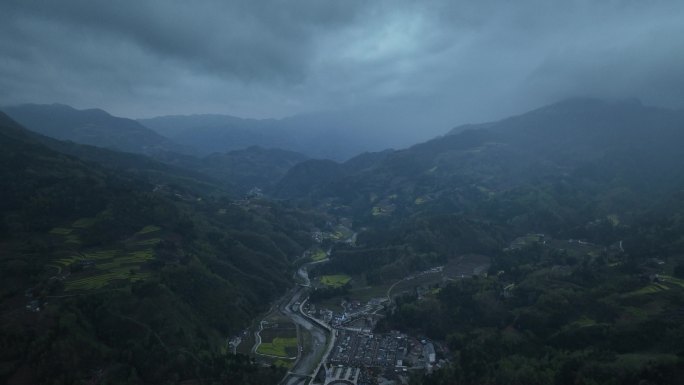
[
  {"left": 3, "top": 1, "right": 684, "bottom": 384},
  {"left": 4, "top": 96, "right": 684, "bottom": 384},
  {"left": 155, "top": 145, "right": 309, "bottom": 192},
  {"left": 1, "top": 103, "right": 314, "bottom": 192},
  {"left": 275, "top": 98, "right": 684, "bottom": 227},
  {"left": 140, "top": 110, "right": 402, "bottom": 160}
]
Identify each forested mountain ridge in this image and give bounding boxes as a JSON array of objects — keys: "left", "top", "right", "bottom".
[
  {"left": 3, "top": 103, "right": 190, "bottom": 156},
  {"left": 1, "top": 104, "right": 311, "bottom": 193},
  {"left": 0, "top": 112, "right": 322, "bottom": 384},
  {"left": 139, "top": 112, "right": 393, "bottom": 160},
  {"left": 276, "top": 98, "right": 684, "bottom": 223},
  {"left": 280, "top": 98, "right": 684, "bottom": 285}
]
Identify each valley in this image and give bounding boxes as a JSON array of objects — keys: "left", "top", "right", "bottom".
[
  {"left": 3, "top": 2, "right": 684, "bottom": 384},
  {"left": 2, "top": 99, "right": 684, "bottom": 385}
]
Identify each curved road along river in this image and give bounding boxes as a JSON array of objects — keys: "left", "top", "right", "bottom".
[{"left": 279, "top": 263, "right": 332, "bottom": 385}]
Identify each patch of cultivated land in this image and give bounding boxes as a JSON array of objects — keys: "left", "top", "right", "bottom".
[
  {"left": 319, "top": 274, "right": 351, "bottom": 288},
  {"left": 256, "top": 333, "right": 298, "bottom": 357},
  {"left": 311, "top": 249, "right": 327, "bottom": 262},
  {"left": 48, "top": 224, "right": 162, "bottom": 291},
  {"left": 254, "top": 310, "right": 299, "bottom": 368}
]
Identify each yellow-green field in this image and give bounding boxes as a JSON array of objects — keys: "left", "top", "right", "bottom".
[
  {"left": 49, "top": 227, "right": 73, "bottom": 235},
  {"left": 72, "top": 217, "right": 97, "bottom": 229},
  {"left": 607, "top": 214, "right": 620, "bottom": 226},
  {"left": 63, "top": 249, "right": 156, "bottom": 291},
  {"left": 662, "top": 275, "right": 684, "bottom": 288},
  {"left": 132, "top": 238, "right": 161, "bottom": 247},
  {"left": 136, "top": 225, "right": 161, "bottom": 235},
  {"left": 570, "top": 316, "right": 597, "bottom": 327},
  {"left": 64, "top": 235, "right": 81, "bottom": 245},
  {"left": 624, "top": 283, "right": 670, "bottom": 297},
  {"left": 272, "top": 359, "right": 295, "bottom": 369},
  {"left": 47, "top": 220, "right": 162, "bottom": 292},
  {"left": 311, "top": 249, "right": 327, "bottom": 262},
  {"left": 319, "top": 274, "right": 351, "bottom": 288},
  {"left": 256, "top": 337, "right": 298, "bottom": 357},
  {"left": 66, "top": 270, "right": 151, "bottom": 291}
]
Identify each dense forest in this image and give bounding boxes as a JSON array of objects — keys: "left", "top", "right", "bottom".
[
  {"left": 3, "top": 98, "right": 684, "bottom": 384},
  {"left": 0, "top": 112, "right": 323, "bottom": 384}
]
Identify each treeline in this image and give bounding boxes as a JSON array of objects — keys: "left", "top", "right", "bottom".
[{"left": 382, "top": 234, "right": 684, "bottom": 385}]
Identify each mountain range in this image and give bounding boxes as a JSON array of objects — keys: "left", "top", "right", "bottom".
[
  {"left": 3, "top": 103, "right": 188, "bottom": 156},
  {"left": 2, "top": 97, "right": 684, "bottom": 384},
  {"left": 139, "top": 111, "right": 396, "bottom": 160}
]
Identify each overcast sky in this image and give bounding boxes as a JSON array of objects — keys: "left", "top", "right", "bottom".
[{"left": 1, "top": 0, "right": 683, "bottom": 141}]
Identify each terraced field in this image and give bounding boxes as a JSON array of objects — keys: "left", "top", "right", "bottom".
[
  {"left": 49, "top": 223, "right": 162, "bottom": 292},
  {"left": 66, "top": 270, "right": 151, "bottom": 291},
  {"left": 622, "top": 276, "right": 684, "bottom": 298}
]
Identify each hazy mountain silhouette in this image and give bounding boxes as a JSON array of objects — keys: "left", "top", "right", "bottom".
[{"left": 3, "top": 103, "right": 189, "bottom": 155}]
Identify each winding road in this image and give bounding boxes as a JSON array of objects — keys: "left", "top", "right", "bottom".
[{"left": 278, "top": 261, "right": 333, "bottom": 385}]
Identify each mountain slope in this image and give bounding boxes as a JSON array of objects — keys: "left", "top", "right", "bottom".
[
  {"left": 3, "top": 103, "right": 189, "bottom": 155},
  {"left": 278, "top": 98, "right": 684, "bottom": 218},
  {"left": 155, "top": 145, "right": 308, "bottom": 192},
  {"left": 2, "top": 105, "right": 311, "bottom": 193},
  {"left": 0, "top": 111, "right": 320, "bottom": 384},
  {"left": 275, "top": 98, "right": 684, "bottom": 282}
]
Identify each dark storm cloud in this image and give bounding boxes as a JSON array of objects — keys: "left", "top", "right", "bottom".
[
  {"left": 1, "top": 0, "right": 362, "bottom": 81},
  {"left": 1, "top": 0, "right": 683, "bottom": 141}
]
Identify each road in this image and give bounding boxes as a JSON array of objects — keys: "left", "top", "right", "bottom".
[{"left": 279, "top": 262, "right": 332, "bottom": 385}]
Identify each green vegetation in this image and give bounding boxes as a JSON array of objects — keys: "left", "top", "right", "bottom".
[
  {"left": 624, "top": 283, "right": 670, "bottom": 297},
  {"left": 66, "top": 271, "right": 150, "bottom": 291},
  {"left": 311, "top": 248, "right": 327, "bottom": 261},
  {"left": 136, "top": 224, "right": 161, "bottom": 235},
  {"left": 273, "top": 359, "right": 295, "bottom": 369},
  {"left": 0, "top": 113, "right": 317, "bottom": 385},
  {"left": 381, "top": 235, "right": 684, "bottom": 385},
  {"left": 257, "top": 337, "right": 298, "bottom": 357},
  {"left": 5, "top": 99, "right": 684, "bottom": 384},
  {"left": 72, "top": 217, "right": 97, "bottom": 228},
  {"left": 49, "top": 227, "right": 72, "bottom": 235},
  {"left": 319, "top": 274, "right": 351, "bottom": 288},
  {"left": 132, "top": 237, "right": 162, "bottom": 247}
]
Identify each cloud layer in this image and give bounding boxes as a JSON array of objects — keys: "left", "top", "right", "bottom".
[{"left": 1, "top": 0, "right": 683, "bottom": 142}]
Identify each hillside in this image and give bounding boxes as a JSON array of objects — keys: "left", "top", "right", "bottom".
[
  {"left": 276, "top": 99, "right": 684, "bottom": 279},
  {"left": 278, "top": 99, "right": 684, "bottom": 385},
  {"left": 277, "top": 98, "right": 684, "bottom": 219},
  {"left": 155, "top": 146, "right": 308, "bottom": 193},
  {"left": 0, "top": 112, "right": 322, "bottom": 384},
  {"left": 3, "top": 103, "right": 189, "bottom": 156},
  {"left": 2, "top": 104, "right": 312, "bottom": 193}
]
